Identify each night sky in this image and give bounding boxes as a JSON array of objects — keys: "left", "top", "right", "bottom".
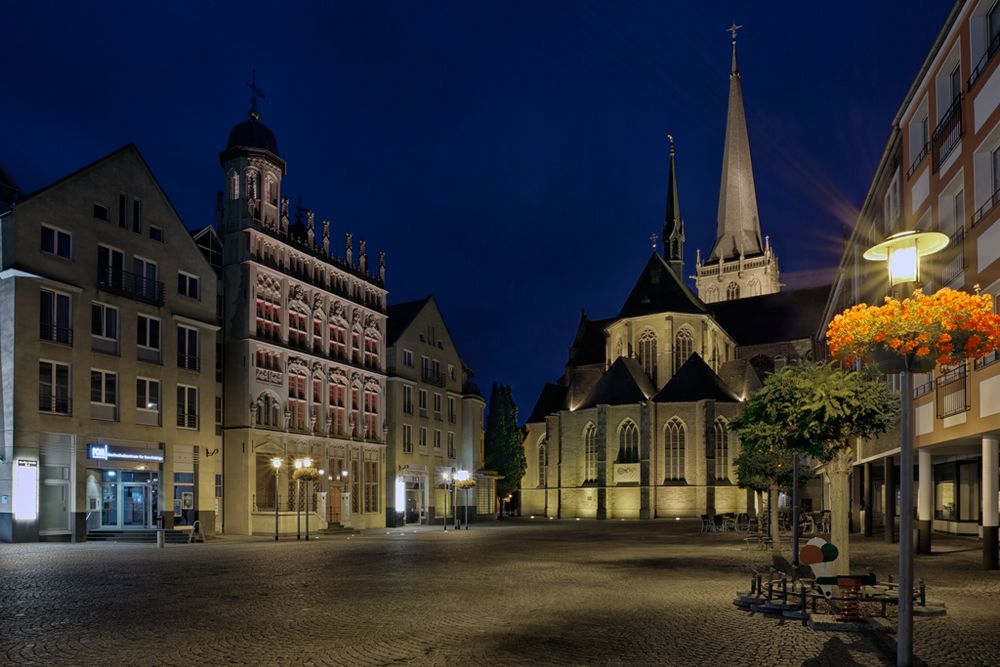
[{"left": 3, "top": 2, "right": 951, "bottom": 417}]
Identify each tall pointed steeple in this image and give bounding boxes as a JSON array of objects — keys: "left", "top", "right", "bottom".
[
  {"left": 662, "top": 134, "right": 684, "bottom": 277},
  {"left": 709, "top": 24, "right": 763, "bottom": 262}
]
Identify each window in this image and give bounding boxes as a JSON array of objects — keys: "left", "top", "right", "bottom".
[
  {"left": 288, "top": 310, "right": 308, "bottom": 349},
  {"left": 215, "top": 395, "right": 223, "bottom": 428},
  {"left": 328, "top": 322, "right": 346, "bottom": 358},
  {"left": 351, "top": 331, "right": 361, "bottom": 362},
  {"left": 351, "top": 386, "right": 360, "bottom": 435},
  {"left": 992, "top": 145, "right": 1000, "bottom": 198},
  {"left": 403, "top": 424, "right": 413, "bottom": 454},
  {"left": 364, "top": 460, "right": 378, "bottom": 513},
  {"left": 674, "top": 329, "right": 694, "bottom": 372},
  {"left": 91, "top": 302, "right": 119, "bottom": 340},
  {"left": 137, "top": 314, "right": 161, "bottom": 351},
  {"left": 131, "top": 198, "right": 142, "bottom": 234},
  {"left": 448, "top": 396, "right": 456, "bottom": 423},
  {"left": 177, "top": 272, "right": 200, "bottom": 300},
  {"left": 39, "top": 361, "right": 70, "bottom": 414},
  {"left": 177, "top": 325, "right": 199, "bottom": 370},
  {"left": 363, "top": 387, "right": 379, "bottom": 438},
  {"left": 714, "top": 418, "right": 730, "bottom": 481},
  {"left": 136, "top": 377, "right": 160, "bottom": 411},
  {"left": 118, "top": 193, "right": 128, "bottom": 229},
  {"left": 328, "top": 381, "right": 346, "bottom": 434},
  {"left": 883, "top": 170, "right": 901, "bottom": 232},
  {"left": 215, "top": 474, "right": 223, "bottom": 498},
  {"left": 41, "top": 225, "right": 72, "bottom": 259},
  {"left": 97, "top": 245, "right": 124, "bottom": 290},
  {"left": 229, "top": 171, "right": 239, "bottom": 200},
  {"left": 418, "top": 389, "right": 428, "bottom": 416},
  {"left": 177, "top": 385, "right": 198, "bottom": 429},
  {"left": 419, "top": 427, "right": 427, "bottom": 449},
  {"left": 618, "top": 421, "right": 639, "bottom": 464},
  {"left": 149, "top": 226, "right": 163, "bottom": 242},
  {"left": 447, "top": 432, "right": 455, "bottom": 459},
  {"left": 949, "top": 63, "right": 961, "bottom": 103},
  {"left": 403, "top": 349, "right": 414, "bottom": 367},
  {"left": 726, "top": 282, "right": 740, "bottom": 300},
  {"left": 433, "top": 393, "right": 442, "bottom": 419},
  {"left": 288, "top": 372, "right": 306, "bottom": 430},
  {"left": 665, "top": 418, "right": 685, "bottom": 481},
  {"left": 637, "top": 330, "right": 657, "bottom": 381},
  {"left": 93, "top": 203, "right": 110, "bottom": 222},
  {"left": 90, "top": 369, "right": 117, "bottom": 405},
  {"left": 449, "top": 364, "right": 456, "bottom": 381},
  {"left": 583, "top": 423, "right": 598, "bottom": 482},
  {"left": 132, "top": 256, "right": 158, "bottom": 302},
  {"left": 40, "top": 289, "right": 71, "bottom": 344},
  {"left": 257, "top": 393, "right": 281, "bottom": 427},
  {"left": 364, "top": 335, "right": 379, "bottom": 368},
  {"left": 256, "top": 291, "right": 281, "bottom": 341},
  {"left": 538, "top": 441, "right": 547, "bottom": 487},
  {"left": 433, "top": 430, "right": 441, "bottom": 450},
  {"left": 403, "top": 385, "right": 413, "bottom": 415},
  {"left": 747, "top": 279, "right": 761, "bottom": 297}
]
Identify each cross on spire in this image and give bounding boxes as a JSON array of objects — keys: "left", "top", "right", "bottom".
[
  {"left": 667, "top": 133, "right": 675, "bottom": 157},
  {"left": 246, "top": 70, "right": 266, "bottom": 120},
  {"left": 727, "top": 22, "right": 743, "bottom": 43}
]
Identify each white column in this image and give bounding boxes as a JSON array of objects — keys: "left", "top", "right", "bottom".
[
  {"left": 984, "top": 436, "right": 999, "bottom": 529},
  {"left": 918, "top": 448, "right": 932, "bottom": 522}
]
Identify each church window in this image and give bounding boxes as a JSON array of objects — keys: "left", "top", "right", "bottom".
[
  {"left": 637, "top": 330, "right": 657, "bottom": 382},
  {"left": 665, "top": 418, "right": 685, "bottom": 481},
  {"left": 726, "top": 282, "right": 740, "bottom": 300},
  {"left": 705, "top": 286, "right": 718, "bottom": 303},
  {"left": 229, "top": 171, "right": 239, "bottom": 200},
  {"left": 537, "top": 440, "right": 547, "bottom": 487},
  {"left": 673, "top": 328, "right": 693, "bottom": 372},
  {"left": 617, "top": 420, "right": 639, "bottom": 464},
  {"left": 583, "top": 423, "right": 598, "bottom": 483},
  {"left": 714, "top": 417, "right": 730, "bottom": 481},
  {"left": 747, "top": 278, "right": 761, "bottom": 297}
]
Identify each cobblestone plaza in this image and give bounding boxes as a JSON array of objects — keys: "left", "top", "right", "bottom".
[{"left": 2, "top": 522, "right": 998, "bottom": 666}]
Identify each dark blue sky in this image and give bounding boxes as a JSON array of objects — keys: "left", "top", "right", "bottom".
[{"left": 3, "top": 2, "right": 951, "bottom": 417}]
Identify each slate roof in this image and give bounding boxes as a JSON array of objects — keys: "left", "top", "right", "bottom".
[
  {"left": 653, "top": 353, "right": 740, "bottom": 403},
  {"left": 387, "top": 296, "right": 432, "bottom": 347},
  {"left": 226, "top": 114, "right": 280, "bottom": 157},
  {"left": 526, "top": 383, "right": 569, "bottom": 423},
  {"left": 568, "top": 313, "right": 613, "bottom": 365},
  {"left": 711, "top": 284, "right": 831, "bottom": 347},
  {"left": 617, "top": 252, "right": 707, "bottom": 319},
  {"left": 578, "top": 356, "right": 655, "bottom": 410}
]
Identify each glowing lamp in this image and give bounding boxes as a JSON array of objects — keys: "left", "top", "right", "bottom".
[
  {"left": 303, "top": 457, "right": 313, "bottom": 468},
  {"left": 863, "top": 230, "right": 948, "bottom": 286},
  {"left": 455, "top": 470, "right": 470, "bottom": 482},
  {"left": 271, "top": 457, "right": 282, "bottom": 470}
]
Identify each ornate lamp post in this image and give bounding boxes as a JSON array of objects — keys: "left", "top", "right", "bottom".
[
  {"left": 442, "top": 471, "right": 451, "bottom": 532},
  {"left": 455, "top": 470, "right": 471, "bottom": 529},
  {"left": 271, "top": 457, "right": 282, "bottom": 541},
  {"left": 303, "top": 457, "right": 313, "bottom": 540},
  {"left": 863, "top": 229, "right": 947, "bottom": 667}
]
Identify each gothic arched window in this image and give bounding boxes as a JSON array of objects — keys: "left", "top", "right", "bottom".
[
  {"left": 705, "top": 286, "right": 719, "bottom": 303},
  {"left": 246, "top": 169, "right": 258, "bottom": 200},
  {"left": 747, "top": 278, "right": 761, "bottom": 297},
  {"left": 726, "top": 282, "right": 740, "bottom": 300},
  {"left": 674, "top": 328, "right": 694, "bottom": 372},
  {"left": 229, "top": 171, "right": 239, "bottom": 200},
  {"left": 637, "top": 330, "right": 657, "bottom": 381},
  {"left": 665, "top": 417, "right": 685, "bottom": 481},
  {"left": 583, "top": 423, "right": 598, "bottom": 482},
  {"left": 714, "top": 417, "right": 730, "bottom": 481},
  {"left": 265, "top": 174, "right": 277, "bottom": 206},
  {"left": 618, "top": 420, "right": 639, "bottom": 464},
  {"left": 538, "top": 440, "right": 548, "bottom": 488}
]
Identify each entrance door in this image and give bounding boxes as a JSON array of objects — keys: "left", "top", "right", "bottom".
[
  {"left": 327, "top": 484, "right": 343, "bottom": 524},
  {"left": 122, "top": 484, "right": 149, "bottom": 527},
  {"left": 100, "top": 483, "right": 118, "bottom": 528}
]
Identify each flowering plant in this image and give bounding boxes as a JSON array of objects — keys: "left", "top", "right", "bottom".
[
  {"left": 827, "top": 288, "right": 1000, "bottom": 368},
  {"left": 292, "top": 466, "right": 320, "bottom": 482}
]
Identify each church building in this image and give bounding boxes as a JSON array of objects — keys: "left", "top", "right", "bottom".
[{"left": 522, "top": 32, "right": 827, "bottom": 521}]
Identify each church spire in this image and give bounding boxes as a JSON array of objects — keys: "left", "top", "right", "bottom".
[
  {"left": 709, "top": 24, "right": 763, "bottom": 262},
  {"left": 663, "top": 134, "right": 684, "bottom": 277}
]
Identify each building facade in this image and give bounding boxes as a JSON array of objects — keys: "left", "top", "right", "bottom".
[
  {"left": 218, "top": 108, "right": 389, "bottom": 535},
  {"left": 0, "top": 145, "right": 220, "bottom": 542},
  {"left": 819, "top": 0, "right": 1000, "bottom": 567},
  {"left": 384, "top": 296, "right": 490, "bottom": 526}
]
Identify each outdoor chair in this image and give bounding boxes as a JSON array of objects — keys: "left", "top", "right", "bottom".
[{"left": 700, "top": 514, "right": 714, "bottom": 533}]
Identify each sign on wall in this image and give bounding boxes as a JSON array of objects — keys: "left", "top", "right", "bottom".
[{"left": 87, "top": 444, "right": 164, "bottom": 463}]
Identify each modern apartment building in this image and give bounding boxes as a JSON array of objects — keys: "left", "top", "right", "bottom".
[{"left": 0, "top": 145, "right": 220, "bottom": 542}]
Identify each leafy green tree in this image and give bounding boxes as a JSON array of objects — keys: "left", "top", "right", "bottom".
[{"left": 484, "top": 383, "right": 526, "bottom": 514}]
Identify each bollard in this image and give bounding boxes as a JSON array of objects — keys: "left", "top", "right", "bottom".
[
  {"left": 156, "top": 529, "right": 165, "bottom": 549},
  {"left": 781, "top": 575, "right": 788, "bottom": 603},
  {"left": 799, "top": 584, "right": 807, "bottom": 611},
  {"left": 750, "top": 576, "right": 757, "bottom": 595},
  {"left": 918, "top": 579, "right": 926, "bottom": 607},
  {"left": 766, "top": 578, "right": 774, "bottom": 601}
]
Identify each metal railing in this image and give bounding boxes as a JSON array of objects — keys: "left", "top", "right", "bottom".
[
  {"left": 975, "top": 349, "right": 1000, "bottom": 370},
  {"left": 940, "top": 227, "right": 966, "bottom": 286},
  {"left": 971, "top": 185, "right": 1000, "bottom": 228},
  {"left": 39, "top": 393, "right": 71, "bottom": 415},
  {"left": 177, "top": 354, "right": 200, "bottom": 371},
  {"left": 935, "top": 362, "right": 969, "bottom": 419},
  {"left": 97, "top": 267, "right": 164, "bottom": 306},
  {"left": 421, "top": 371, "right": 446, "bottom": 387},
  {"left": 177, "top": 412, "right": 199, "bottom": 429},
  {"left": 913, "top": 380, "right": 933, "bottom": 398},
  {"left": 932, "top": 95, "right": 962, "bottom": 172},
  {"left": 969, "top": 32, "right": 1000, "bottom": 90},
  {"left": 39, "top": 324, "right": 73, "bottom": 345},
  {"left": 907, "top": 142, "right": 930, "bottom": 178}
]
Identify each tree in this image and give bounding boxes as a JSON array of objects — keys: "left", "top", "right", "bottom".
[
  {"left": 484, "top": 383, "right": 526, "bottom": 516},
  {"left": 731, "top": 362, "right": 898, "bottom": 570}
]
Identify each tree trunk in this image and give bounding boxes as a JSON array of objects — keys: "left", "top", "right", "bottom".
[
  {"left": 769, "top": 483, "right": 781, "bottom": 548},
  {"left": 828, "top": 447, "right": 854, "bottom": 574}
]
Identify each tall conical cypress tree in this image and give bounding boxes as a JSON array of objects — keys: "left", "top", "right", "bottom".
[{"left": 484, "top": 383, "right": 526, "bottom": 509}]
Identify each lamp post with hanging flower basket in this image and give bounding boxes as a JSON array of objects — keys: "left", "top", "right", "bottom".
[{"left": 293, "top": 457, "right": 319, "bottom": 541}]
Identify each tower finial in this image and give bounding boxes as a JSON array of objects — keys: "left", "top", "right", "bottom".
[
  {"left": 246, "top": 70, "right": 266, "bottom": 120},
  {"left": 667, "top": 133, "right": 675, "bottom": 157},
  {"left": 650, "top": 233, "right": 658, "bottom": 251},
  {"left": 727, "top": 22, "right": 743, "bottom": 75}
]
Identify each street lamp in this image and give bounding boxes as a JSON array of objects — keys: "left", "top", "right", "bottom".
[
  {"left": 293, "top": 457, "right": 314, "bottom": 541},
  {"left": 442, "top": 471, "right": 451, "bottom": 531},
  {"left": 455, "top": 470, "right": 470, "bottom": 530},
  {"left": 864, "top": 228, "right": 947, "bottom": 667},
  {"left": 271, "top": 457, "right": 282, "bottom": 541}
]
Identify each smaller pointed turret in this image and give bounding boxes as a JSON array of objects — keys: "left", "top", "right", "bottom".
[{"left": 662, "top": 134, "right": 684, "bottom": 278}]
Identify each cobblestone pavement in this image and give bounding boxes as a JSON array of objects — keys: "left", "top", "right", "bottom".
[{"left": 0, "top": 520, "right": 996, "bottom": 666}]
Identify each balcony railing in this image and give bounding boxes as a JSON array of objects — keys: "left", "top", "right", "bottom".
[
  {"left": 98, "top": 267, "right": 164, "bottom": 306},
  {"left": 177, "top": 412, "right": 199, "bottom": 429},
  {"left": 421, "top": 371, "right": 446, "bottom": 387},
  {"left": 913, "top": 379, "right": 933, "bottom": 398},
  {"left": 39, "top": 393, "right": 71, "bottom": 415},
  {"left": 975, "top": 349, "right": 1000, "bottom": 370},
  {"left": 935, "top": 362, "right": 969, "bottom": 419},
  {"left": 39, "top": 324, "right": 73, "bottom": 345},
  {"left": 932, "top": 95, "right": 962, "bottom": 172},
  {"left": 940, "top": 227, "right": 966, "bottom": 286},
  {"left": 969, "top": 32, "right": 1000, "bottom": 90},
  {"left": 907, "top": 142, "right": 930, "bottom": 178},
  {"left": 177, "top": 354, "right": 200, "bottom": 372},
  {"left": 971, "top": 185, "right": 1000, "bottom": 228}
]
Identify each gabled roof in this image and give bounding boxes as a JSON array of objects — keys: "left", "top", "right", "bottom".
[
  {"left": 526, "top": 383, "right": 569, "bottom": 424},
  {"left": 617, "top": 252, "right": 707, "bottom": 319},
  {"left": 712, "top": 284, "right": 831, "bottom": 347},
  {"left": 387, "top": 296, "right": 433, "bottom": 346},
  {"left": 568, "top": 312, "right": 613, "bottom": 366},
  {"left": 578, "top": 357, "right": 655, "bottom": 410},
  {"left": 653, "top": 353, "right": 740, "bottom": 403}
]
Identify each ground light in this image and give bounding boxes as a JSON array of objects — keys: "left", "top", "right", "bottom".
[{"left": 864, "top": 228, "right": 947, "bottom": 667}]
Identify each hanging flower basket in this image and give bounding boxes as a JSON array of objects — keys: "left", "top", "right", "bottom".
[
  {"left": 292, "top": 466, "right": 320, "bottom": 482},
  {"left": 454, "top": 478, "right": 477, "bottom": 490},
  {"left": 827, "top": 288, "right": 1000, "bottom": 371}
]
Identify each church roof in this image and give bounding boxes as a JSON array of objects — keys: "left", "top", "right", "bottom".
[
  {"left": 568, "top": 312, "right": 613, "bottom": 365},
  {"left": 662, "top": 140, "right": 683, "bottom": 255},
  {"left": 709, "top": 37, "right": 764, "bottom": 262},
  {"left": 526, "top": 382, "right": 569, "bottom": 423},
  {"left": 653, "top": 353, "right": 740, "bottom": 403},
  {"left": 712, "top": 284, "right": 830, "bottom": 347},
  {"left": 578, "top": 356, "right": 655, "bottom": 410},
  {"left": 387, "top": 296, "right": 433, "bottom": 346},
  {"left": 617, "top": 252, "right": 707, "bottom": 319}
]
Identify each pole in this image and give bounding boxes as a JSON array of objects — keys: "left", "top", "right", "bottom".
[
  {"left": 792, "top": 454, "right": 800, "bottom": 565},
  {"left": 274, "top": 472, "right": 279, "bottom": 541},
  {"left": 453, "top": 482, "right": 459, "bottom": 529},
  {"left": 305, "top": 479, "right": 310, "bottom": 541},
  {"left": 297, "top": 478, "right": 302, "bottom": 541},
  {"left": 465, "top": 488, "right": 469, "bottom": 530},
  {"left": 443, "top": 481, "right": 448, "bottom": 532},
  {"left": 898, "top": 368, "right": 913, "bottom": 667}
]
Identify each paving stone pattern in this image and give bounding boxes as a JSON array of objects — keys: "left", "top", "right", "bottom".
[{"left": 1, "top": 521, "right": 996, "bottom": 666}]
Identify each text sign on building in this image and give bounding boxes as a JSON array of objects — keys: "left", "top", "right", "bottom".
[{"left": 87, "top": 444, "right": 164, "bottom": 463}]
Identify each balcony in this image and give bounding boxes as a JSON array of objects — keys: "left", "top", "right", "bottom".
[
  {"left": 936, "top": 362, "right": 969, "bottom": 419},
  {"left": 932, "top": 95, "right": 962, "bottom": 172},
  {"left": 975, "top": 349, "right": 1000, "bottom": 371},
  {"left": 39, "top": 393, "right": 71, "bottom": 415},
  {"left": 940, "top": 227, "right": 966, "bottom": 286},
  {"left": 969, "top": 32, "right": 1000, "bottom": 90},
  {"left": 39, "top": 324, "right": 73, "bottom": 346},
  {"left": 177, "top": 354, "right": 201, "bottom": 372},
  {"left": 177, "top": 412, "right": 199, "bottom": 429},
  {"left": 421, "top": 371, "right": 445, "bottom": 387},
  {"left": 907, "top": 142, "right": 930, "bottom": 178},
  {"left": 97, "top": 267, "right": 164, "bottom": 306}
]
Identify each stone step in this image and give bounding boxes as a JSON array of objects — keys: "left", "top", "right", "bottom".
[{"left": 86, "top": 530, "right": 192, "bottom": 544}]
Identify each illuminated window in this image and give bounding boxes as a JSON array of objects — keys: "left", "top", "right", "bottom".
[
  {"left": 288, "top": 310, "right": 308, "bottom": 349},
  {"left": 665, "top": 418, "right": 685, "bottom": 481},
  {"left": 288, "top": 372, "right": 306, "bottom": 430},
  {"left": 674, "top": 329, "right": 693, "bottom": 372},
  {"left": 618, "top": 420, "right": 639, "bottom": 464},
  {"left": 637, "top": 330, "right": 657, "bottom": 381},
  {"left": 714, "top": 417, "right": 730, "bottom": 480},
  {"left": 583, "top": 423, "right": 597, "bottom": 482},
  {"left": 328, "top": 381, "right": 346, "bottom": 434},
  {"left": 229, "top": 171, "right": 239, "bottom": 200},
  {"left": 726, "top": 282, "right": 740, "bottom": 300},
  {"left": 538, "top": 440, "right": 547, "bottom": 487}
]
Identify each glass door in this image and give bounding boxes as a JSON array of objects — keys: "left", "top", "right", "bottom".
[
  {"left": 100, "top": 483, "right": 119, "bottom": 528},
  {"left": 122, "top": 483, "right": 149, "bottom": 527}
]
